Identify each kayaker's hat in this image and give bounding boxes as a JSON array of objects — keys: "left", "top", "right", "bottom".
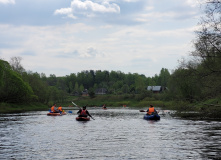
[{"left": 150, "top": 105, "right": 153, "bottom": 107}]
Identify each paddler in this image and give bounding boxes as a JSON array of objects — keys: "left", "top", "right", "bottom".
[
  {"left": 51, "top": 104, "right": 59, "bottom": 113},
  {"left": 77, "top": 106, "right": 92, "bottom": 118},
  {"left": 57, "top": 105, "right": 63, "bottom": 113},
  {"left": 146, "top": 105, "right": 157, "bottom": 115},
  {"left": 102, "top": 104, "right": 107, "bottom": 109}
]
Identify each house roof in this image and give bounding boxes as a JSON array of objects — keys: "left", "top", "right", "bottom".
[{"left": 147, "top": 86, "right": 162, "bottom": 91}]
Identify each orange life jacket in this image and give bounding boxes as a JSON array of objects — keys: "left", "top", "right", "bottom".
[
  {"left": 51, "top": 106, "right": 56, "bottom": 112},
  {"left": 80, "top": 109, "right": 87, "bottom": 116},
  {"left": 147, "top": 107, "right": 155, "bottom": 115},
  {"left": 58, "top": 107, "right": 62, "bottom": 111}
]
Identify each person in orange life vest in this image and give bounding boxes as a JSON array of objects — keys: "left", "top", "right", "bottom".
[
  {"left": 51, "top": 104, "right": 59, "bottom": 113},
  {"left": 57, "top": 105, "right": 63, "bottom": 113},
  {"left": 77, "top": 106, "right": 92, "bottom": 117},
  {"left": 146, "top": 105, "right": 157, "bottom": 115}
]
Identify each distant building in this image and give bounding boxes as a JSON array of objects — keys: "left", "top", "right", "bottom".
[
  {"left": 95, "top": 88, "right": 107, "bottom": 95},
  {"left": 147, "top": 86, "right": 166, "bottom": 93},
  {"left": 82, "top": 89, "right": 89, "bottom": 96}
]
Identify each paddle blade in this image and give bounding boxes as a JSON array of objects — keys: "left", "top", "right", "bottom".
[
  {"left": 71, "top": 102, "right": 77, "bottom": 106},
  {"left": 139, "top": 110, "right": 146, "bottom": 112}
]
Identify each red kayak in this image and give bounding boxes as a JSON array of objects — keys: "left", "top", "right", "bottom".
[
  {"left": 76, "top": 117, "right": 90, "bottom": 121},
  {"left": 47, "top": 112, "right": 66, "bottom": 116}
]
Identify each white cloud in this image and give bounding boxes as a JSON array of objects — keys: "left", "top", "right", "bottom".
[
  {"left": 54, "top": 7, "right": 72, "bottom": 15},
  {"left": 185, "top": 0, "right": 200, "bottom": 7},
  {"left": 54, "top": 0, "right": 120, "bottom": 19},
  {"left": 0, "top": 0, "right": 203, "bottom": 77},
  {"left": 122, "top": 0, "right": 139, "bottom": 2},
  {"left": 0, "top": 0, "right": 15, "bottom": 4}
]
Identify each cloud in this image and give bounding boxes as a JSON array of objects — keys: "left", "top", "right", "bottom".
[
  {"left": 54, "top": 0, "right": 120, "bottom": 19},
  {"left": 0, "top": 0, "right": 202, "bottom": 77},
  {"left": 0, "top": 0, "right": 15, "bottom": 4}
]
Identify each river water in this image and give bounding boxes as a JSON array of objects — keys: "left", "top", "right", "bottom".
[{"left": 0, "top": 107, "right": 220, "bottom": 160}]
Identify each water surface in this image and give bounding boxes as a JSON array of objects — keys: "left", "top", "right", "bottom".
[{"left": 0, "top": 107, "right": 220, "bottom": 159}]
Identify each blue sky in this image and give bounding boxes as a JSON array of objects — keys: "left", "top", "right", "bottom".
[{"left": 0, "top": 0, "right": 204, "bottom": 77}]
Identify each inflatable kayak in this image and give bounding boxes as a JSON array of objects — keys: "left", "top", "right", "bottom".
[
  {"left": 76, "top": 117, "right": 90, "bottom": 121},
  {"left": 47, "top": 112, "right": 66, "bottom": 116},
  {"left": 143, "top": 114, "right": 160, "bottom": 120}
]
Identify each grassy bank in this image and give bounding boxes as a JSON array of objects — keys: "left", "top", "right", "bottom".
[
  {"left": 1, "top": 95, "right": 220, "bottom": 120},
  {"left": 169, "top": 98, "right": 221, "bottom": 120},
  {"left": 62, "top": 95, "right": 173, "bottom": 108},
  {"left": 0, "top": 95, "right": 179, "bottom": 113},
  {"left": 0, "top": 102, "right": 48, "bottom": 113}
]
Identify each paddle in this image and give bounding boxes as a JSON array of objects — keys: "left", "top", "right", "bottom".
[
  {"left": 71, "top": 101, "right": 95, "bottom": 120},
  {"left": 139, "top": 109, "right": 160, "bottom": 114},
  {"left": 90, "top": 116, "right": 95, "bottom": 120},
  {"left": 72, "top": 101, "right": 81, "bottom": 109}
]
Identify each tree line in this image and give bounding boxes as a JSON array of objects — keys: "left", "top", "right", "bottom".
[
  {"left": 0, "top": 57, "right": 171, "bottom": 104},
  {"left": 0, "top": 0, "right": 220, "bottom": 106},
  {"left": 169, "top": 0, "right": 221, "bottom": 103}
]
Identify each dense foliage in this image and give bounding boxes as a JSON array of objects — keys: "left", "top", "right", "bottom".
[
  {"left": 0, "top": 60, "right": 34, "bottom": 103},
  {"left": 168, "top": 0, "right": 221, "bottom": 103},
  {"left": 0, "top": 1, "right": 220, "bottom": 115},
  {"left": 0, "top": 57, "right": 171, "bottom": 105}
]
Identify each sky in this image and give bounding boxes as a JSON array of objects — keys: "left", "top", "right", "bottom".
[{"left": 0, "top": 0, "right": 204, "bottom": 77}]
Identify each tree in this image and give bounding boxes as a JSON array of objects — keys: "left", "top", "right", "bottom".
[
  {"left": 9, "top": 56, "right": 25, "bottom": 74},
  {"left": 88, "top": 87, "right": 95, "bottom": 98},
  {"left": 47, "top": 74, "right": 57, "bottom": 86},
  {"left": 0, "top": 59, "right": 34, "bottom": 103},
  {"left": 180, "top": 0, "right": 221, "bottom": 98},
  {"left": 79, "top": 84, "right": 84, "bottom": 93},
  {"left": 135, "top": 75, "right": 145, "bottom": 94},
  {"left": 68, "top": 82, "right": 73, "bottom": 94},
  {"left": 169, "top": 68, "right": 201, "bottom": 102},
  {"left": 74, "top": 82, "right": 79, "bottom": 93},
  {"left": 49, "top": 86, "right": 59, "bottom": 103},
  {"left": 122, "top": 84, "right": 129, "bottom": 94},
  {"left": 158, "top": 68, "right": 170, "bottom": 87},
  {"left": 22, "top": 71, "right": 49, "bottom": 103}
]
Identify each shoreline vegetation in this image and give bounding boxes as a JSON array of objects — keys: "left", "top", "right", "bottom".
[
  {"left": 1, "top": 1, "right": 221, "bottom": 121},
  {"left": 1, "top": 95, "right": 220, "bottom": 120}
]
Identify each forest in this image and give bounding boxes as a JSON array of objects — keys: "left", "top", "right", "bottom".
[
  {"left": 0, "top": 0, "right": 220, "bottom": 118},
  {"left": 0, "top": 57, "right": 171, "bottom": 104}
]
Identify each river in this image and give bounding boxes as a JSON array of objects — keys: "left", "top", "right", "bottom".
[{"left": 0, "top": 107, "right": 220, "bottom": 160}]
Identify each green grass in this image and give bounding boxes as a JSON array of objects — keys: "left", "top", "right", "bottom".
[
  {"left": 0, "top": 102, "right": 48, "bottom": 113},
  {"left": 1, "top": 95, "right": 220, "bottom": 120}
]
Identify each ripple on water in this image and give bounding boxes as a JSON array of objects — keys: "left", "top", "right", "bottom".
[{"left": 0, "top": 109, "right": 221, "bottom": 160}]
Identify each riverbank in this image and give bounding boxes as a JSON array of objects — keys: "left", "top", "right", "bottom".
[
  {"left": 168, "top": 98, "right": 221, "bottom": 120},
  {"left": 0, "top": 102, "right": 48, "bottom": 113},
  {"left": 64, "top": 95, "right": 173, "bottom": 108},
  {"left": 1, "top": 95, "right": 220, "bottom": 120}
]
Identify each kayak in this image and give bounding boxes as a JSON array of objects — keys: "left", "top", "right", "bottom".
[
  {"left": 76, "top": 117, "right": 90, "bottom": 121},
  {"left": 143, "top": 114, "right": 160, "bottom": 120},
  {"left": 47, "top": 112, "right": 66, "bottom": 116}
]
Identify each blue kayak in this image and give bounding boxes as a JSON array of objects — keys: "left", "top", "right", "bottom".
[{"left": 143, "top": 114, "right": 160, "bottom": 120}]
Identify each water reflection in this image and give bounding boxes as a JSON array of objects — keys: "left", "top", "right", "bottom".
[{"left": 0, "top": 108, "right": 220, "bottom": 160}]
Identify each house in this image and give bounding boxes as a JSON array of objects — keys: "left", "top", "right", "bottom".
[
  {"left": 82, "top": 89, "right": 89, "bottom": 96},
  {"left": 147, "top": 86, "right": 165, "bottom": 93},
  {"left": 95, "top": 88, "right": 107, "bottom": 95}
]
